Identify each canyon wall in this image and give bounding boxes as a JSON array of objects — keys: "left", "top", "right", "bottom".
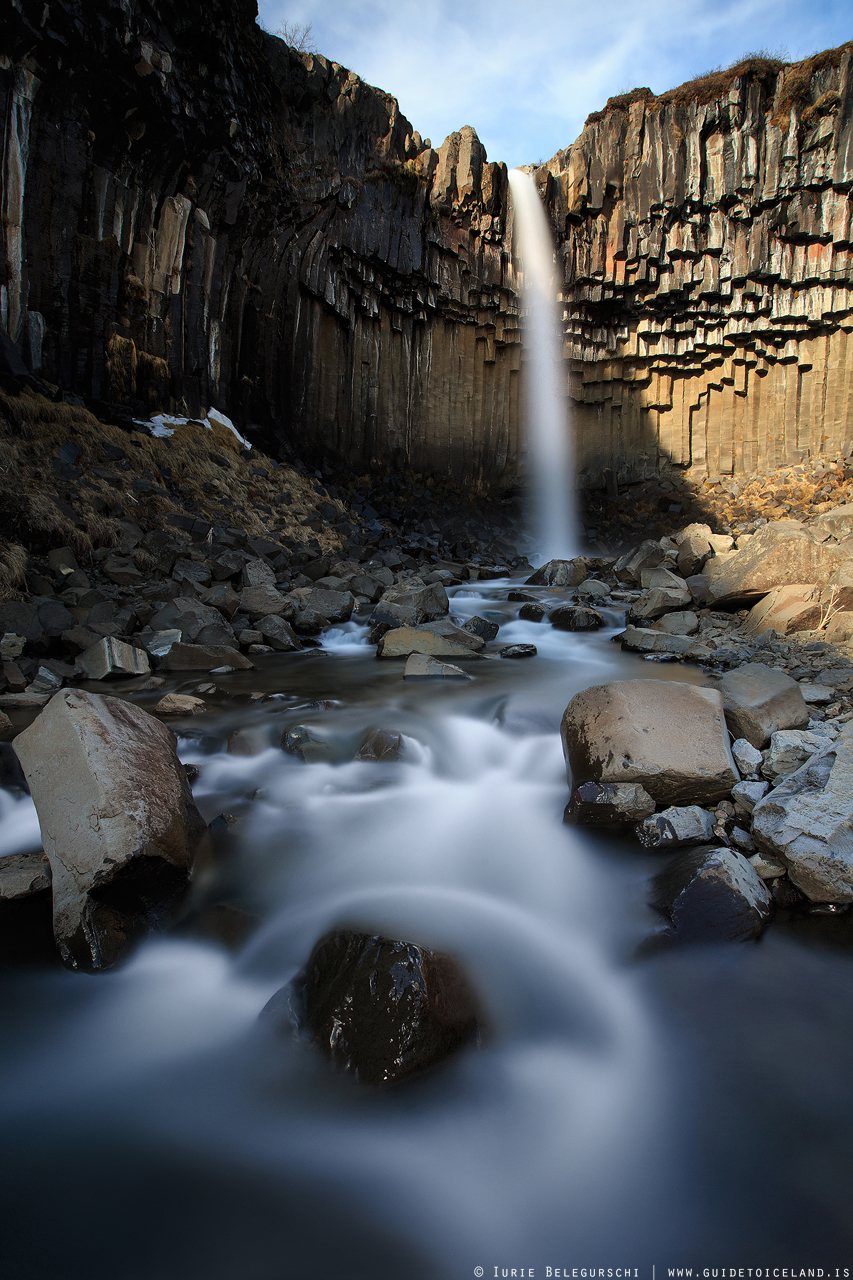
[
  {"left": 540, "top": 47, "right": 853, "bottom": 487},
  {"left": 2, "top": 0, "right": 520, "bottom": 491},
  {"left": 3, "top": 2, "right": 853, "bottom": 493}
]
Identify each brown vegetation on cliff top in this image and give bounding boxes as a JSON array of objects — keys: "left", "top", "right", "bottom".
[{"left": 584, "top": 41, "right": 853, "bottom": 126}]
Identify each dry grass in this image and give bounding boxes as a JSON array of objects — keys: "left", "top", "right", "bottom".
[
  {"left": 584, "top": 41, "right": 853, "bottom": 127},
  {"left": 0, "top": 543, "right": 28, "bottom": 600},
  {"left": 0, "top": 384, "right": 348, "bottom": 561}
]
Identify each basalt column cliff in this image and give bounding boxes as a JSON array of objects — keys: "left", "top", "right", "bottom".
[
  {"left": 540, "top": 48, "right": 853, "bottom": 487},
  {"left": 3, "top": 4, "right": 853, "bottom": 495},
  {"left": 2, "top": 0, "right": 518, "bottom": 490}
]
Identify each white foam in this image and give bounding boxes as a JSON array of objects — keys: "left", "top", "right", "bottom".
[{"left": 0, "top": 788, "right": 42, "bottom": 858}]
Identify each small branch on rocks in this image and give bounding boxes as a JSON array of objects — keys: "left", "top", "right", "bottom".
[{"left": 818, "top": 585, "right": 842, "bottom": 631}]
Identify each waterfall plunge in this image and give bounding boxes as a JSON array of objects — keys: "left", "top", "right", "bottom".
[{"left": 508, "top": 168, "right": 579, "bottom": 562}]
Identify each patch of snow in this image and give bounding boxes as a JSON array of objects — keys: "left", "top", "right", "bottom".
[{"left": 136, "top": 409, "right": 251, "bottom": 449}]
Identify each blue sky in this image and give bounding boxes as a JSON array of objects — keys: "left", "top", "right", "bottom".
[{"left": 256, "top": 0, "right": 851, "bottom": 169}]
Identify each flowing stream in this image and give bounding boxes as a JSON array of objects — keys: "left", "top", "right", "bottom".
[
  {"left": 2, "top": 583, "right": 853, "bottom": 1276},
  {"left": 508, "top": 169, "right": 579, "bottom": 563}
]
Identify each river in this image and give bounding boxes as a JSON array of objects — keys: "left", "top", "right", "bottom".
[{"left": 1, "top": 578, "right": 852, "bottom": 1278}]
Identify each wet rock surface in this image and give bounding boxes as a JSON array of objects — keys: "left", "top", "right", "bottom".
[
  {"left": 13, "top": 690, "right": 206, "bottom": 969},
  {"left": 651, "top": 846, "right": 774, "bottom": 944},
  {"left": 564, "top": 781, "right": 656, "bottom": 826},
  {"left": 280, "top": 930, "right": 481, "bottom": 1085}
]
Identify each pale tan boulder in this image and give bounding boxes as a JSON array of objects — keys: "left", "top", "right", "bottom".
[
  {"left": 650, "top": 611, "right": 700, "bottom": 635},
  {"left": 13, "top": 690, "right": 205, "bottom": 970},
  {"left": 403, "top": 652, "right": 472, "bottom": 678},
  {"left": 619, "top": 626, "right": 694, "bottom": 655},
  {"left": 628, "top": 585, "right": 693, "bottom": 621},
  {"left": 78, "top": 636, "right": 151, "bottom": 680},
  {"left": 526, "top": 558, "right": 587, "bottom": 588},
  {"left": 561, "top": 680, "right": 739, "bottom": 807},
  {"left": 717, "top": 663, "right": 809, "bottom": 748},
  {"left": 743, "top": 585, "right": 823, "bottom": 636},
  {"left": 155, "top": 693, "right": 207, "bottom": 715},
  {"left": 158, "top": 643, "right": 254, "bottom": 671},
  {"left": 704, "top": 522, "right": 847, "bottom": 606},
  {"left": 378, "top": 621, "right": 484, "bottom": 659}
]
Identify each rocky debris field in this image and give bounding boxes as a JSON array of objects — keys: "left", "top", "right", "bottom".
[
  {"left": 6, "top": 385, "right": 853, "bottom": 1070},
  {"left": 583, "top": 452, "right": 853, "bottom": 548}
]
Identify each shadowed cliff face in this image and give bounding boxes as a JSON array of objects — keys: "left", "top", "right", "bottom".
[
  {"left": 2, "top": 0, "right": 518, "bottom": 492},
  {"left": 536, "top": 47, "right": 853, "bottom": 489},
  {"left": 3, "top": 4, "right": 853, "bottom": 496}
]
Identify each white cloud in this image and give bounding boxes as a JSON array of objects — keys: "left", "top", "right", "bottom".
[{"left": 257, "top": 0, "right": 852, "bottom": 167}]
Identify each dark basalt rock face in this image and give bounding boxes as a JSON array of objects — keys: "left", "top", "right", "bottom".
[
  {"left": 6, "top": 2, "right": 853, "bottom": 497},
  {"left": 3, "top": 0, "right": 517, "bottom": 491},
  {"left": 285, "top": 930, "right": 481, "bottom": 1085}
]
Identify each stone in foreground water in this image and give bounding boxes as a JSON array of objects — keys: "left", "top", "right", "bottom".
[{"left": 281, "top": 930, "right": 480, "bottom": 1085}]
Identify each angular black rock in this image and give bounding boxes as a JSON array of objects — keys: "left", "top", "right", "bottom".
[
  {"left": 650, "top": 845, "right": 773, "bottom": 943},
  {"left": 280, "top": 930, "right": 480, "bottom": 1085},
  {"left": 499, "top": 644, "right": 537, "bottom": 659},
  {"left": 462, "top": 615, "right": 499, "bottom": 641},
  {"left": 548, "top": 605, "right": 604, "bottom": 631}
]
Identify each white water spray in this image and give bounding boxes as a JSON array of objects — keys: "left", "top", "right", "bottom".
[{"left": 508, "top": 169, "right": 578, "bottom": 562}]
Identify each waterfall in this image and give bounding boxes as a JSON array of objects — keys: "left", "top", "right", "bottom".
[{"left": 508, "top": 168, "right": 579, "bottom": 562}]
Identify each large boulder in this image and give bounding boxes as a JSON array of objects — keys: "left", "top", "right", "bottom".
[
  {"left": 13, "top": 690, "right": 206, "bottom": 970},
  {"left": 814, "top": 503, "right": 853, "bottom": 540},
  {"left": 377, "top": 620, "right": 484, "bottom": 659},
  {"left": 751, "top": 728, "right": 853, "bottom": 902},
  {"left": 403, "top": 653, "right": 472, "bottom": 679},
  {"left": 526, "top": 558, "right": 586, "bottom": 588},
  {"left": 374, "top": 581, "right": 448, "bottom": 627},
  {"left": 619, "top": 627, "right": 696, "bottom": 656},
  {"left": 148, "top": 597, "right": 236, "bottom": 643},
  {"left": 650, "top": 846, "right": 773, "bottom": 942},
  {"left": 612, "top": 540, "right": 664, "bottom": 585},
  {"left": 717, "top": 663, "right": 809, "bottom": 749},
  {"left": 704, "top": 522, "right": 847, "bottom": 606},
  {"left": 255, "top": 615, "right": 302, "bottom": 652},
  {"left": 548, "top": 605, "right": 604, "bottom": 631},
  {"left": 239, "top": 584, "right": 295, "bottom": 620},
  {"left": 743, "top": 584, "right": 825, "bottom": 636},
  {"left": 676, "top": 524, "right": 714, "bottom": 577},
  {"left": 158, "top": 643, "right": 254, "bottom": 671},
  {"left": 78, "top": 636, "right": 150, "bottom": 680},
  {"left": 561, "top": 680, "right": 739, "bottom": 807},
  {"left": 760, "top": 729, "right": 828, "bottom": 784},
  {"left": 650, "top": 610, "right": 700, "bottom": 635},
  {"left": 288, "top": 587, "right": 354, "bottom": 625},
  {"left": 628, "top": 585, "right": 693, "bottom": 622},
  {"left": 278, "top": 930, "right": 480, "bottom": 1084}
]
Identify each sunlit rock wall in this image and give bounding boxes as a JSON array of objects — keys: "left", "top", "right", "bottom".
[
  {"left": 2, "top": 0, "right": 520, "bottom": 491},
  {"left": 538, "top": 47, "right": 853, "bottom": 487}
]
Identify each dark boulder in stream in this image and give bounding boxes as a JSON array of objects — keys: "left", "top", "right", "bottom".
[
  {"left": 549, "top": 605, "right": 604, "bottom": 631},
  {"left": 280, "top": 930, "right": 481, "bottom": 1085},
  {"left": 651, "top": 846, "right": 773, "bottom": 943}
]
